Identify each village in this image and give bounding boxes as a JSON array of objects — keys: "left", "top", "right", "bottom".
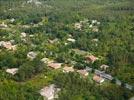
[
  {"left": 0, "top": 0, "right": 134, "bottom": 99},
  {"left": 0, "top": 18, "right": 133, "bottom": 100}
]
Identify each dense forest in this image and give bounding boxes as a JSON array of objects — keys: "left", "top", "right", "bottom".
[{"left": 0, "top": 0, "right": 134, "bottom": 100}]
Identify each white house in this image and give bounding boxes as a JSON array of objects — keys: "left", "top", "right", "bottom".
[
  {"left": 6, "top": 68, "right": 18, "bottom": 75},
  {"left": 67, "top": 38, "right": 76, "bottom": 43},
  {"left": 20, "top": 32, "right": 27, "bottom": 38},
  {"left": 27, "top": 51, "right": 37, "bottom": 60}
]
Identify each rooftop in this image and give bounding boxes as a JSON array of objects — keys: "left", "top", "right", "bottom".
[
  {"left": 27, "top": 51, "right": 37, "bottom": 60},
  {"left": 6, "top": 68, "right": 18, "bottom": 75},
  {"left": 39, "top": 84, "right": 60, "bottom": 100},
  {"left": 85, "top": 55, "right": 98, "bottom": 63},
  {"left": 48, "top": 62, "right": 62, "bottom": 69},
  {"left": 93, "top": 75, "right": 104, "bottom": 83},
  {"left": 77, "top": 69, "right": 89, "bottom": 77},
  {"left": 63, "top": 66, "right": 74, "bottom": 73}
]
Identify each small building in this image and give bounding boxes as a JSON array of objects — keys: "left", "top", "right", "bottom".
[
  {"left": 97, "top": 22, "right": 100, "bottom": 25},
  {"left": 92, "top": 26, "right": 99, "bottom": 32},
  {"left": 92, "top": 20, "right": 97, "bottom": 24},
  {"left": 20, "top": 32, "right": 27, "bottom": 38},
  {"left": 0, "top": 22, "right": 8, "bottom": 29},
  {"left": 0, "top": 41, "right": 17, "bottom": 50},
  {"left": 41, "top": 58, "right": 54, "bottom": 64},
  {"left": 2, "top": 41, "right": 12, "bottom": 50},
  {"left": 27, "top": 51, "right": 37, "bottom": 60},
  {"left": 74, "top": 23, "right": 82, "bottom": 30},
  {"left": 10, "top": 18, "right": 15, "bottom": 23},
  {"left": 63, "top": 66, "right": 74, "bottom": 73},
  {"left": 77, "top": 69, "right": 89, "bottom": 77},
  {"left": 89, "top": 24, "right": 93, "bottom": 28},
  {"left": 48, "top": 62, "right": 62, "bottom": 69},
  {"left": 91, "top": 38, "right": 99, "bottom": 42},
  {"left": 85, "top": 55, "right": 98, "bottom": 63},
  {"left": 29, "top": 35, "right": 34, "bottom": 37},
  {"left": 67, "top": 38, "right": 76, "bottom": 43},
  {"left": 6, "top": 68, "right": 18, "bottom": 75},
  {"left": 93, "top": 75, "right": 104, "bottom": 84},
  {"left": 48, "top": 39, "right": 58, "bottom": 44},
  {"left": 39, "top": 84, "right": 60, "bottom": 100},
  {"left": 100, "top": 64, "right": 109, "bottom": 70}
]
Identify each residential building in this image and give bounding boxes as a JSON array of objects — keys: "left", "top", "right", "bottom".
[
  {"left": 93, "top": 75, "right": 104, "bottom": 83},
  {"left": 41, "top": 58, "right": 54, "bottom": 64},
  {"left": 74, "top": 23, "right": 82, "bottom": 30},
  {"left": 85, "top": 55, "right": 98, "bottom": 63},
  {"left": 6, "top": 68, "right": 18, "bottom": 75},
  {"left": 27, "top": 51, "right": 37, "bottom": 60},
  {"left": 0, "top": 22, "right": 8, "bottom": 29},
  {"left": 0, "top": 41, "right": 17, "bottom": 51},
  {"left": 48, "top": 62, "right": 62, "bottom": 69},
  {"left": 20, "top": 32, "right": 27, "bottom": 38},
  {"left": 63, "top": 66, "right": 74, "bottom": 73},
  {"left": 100, "top": 64, "right": 109, "bottom": 70},
  {"left": 67, "top": 38, "right": 76, "bottom": 43},
  {"left": 39, "top": 84, "right": 60, "bottom": 100},
  {"left": 77, "top": 69, "right": 89, "bottom": 77}
]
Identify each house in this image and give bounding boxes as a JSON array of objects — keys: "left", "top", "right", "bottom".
[
  {"left": 64, "top": 42, "right": 68, "bottom": 45},
  {"left": 85, "top": 55, "right": 98, "bottom": 63},
  {"left": 39, "top": 84, "right": 60, "bottom": 100},
  {"left": 6, "top": 68, "right": 18, "bottom": 75},
  {"left": 63, "top": 66, "right": 74, "bottom": 73},
  {"left": 91, "top": 38, "right": 99, "bottom": 42},
  {"left": 100, "top": 64, "right": 109, "bottom": 70},
  {"left": 48, "top": 62, "right": 62, "bottom": 69},
  {"left": 29, "top": 35, "right": 34, "bottom": 37},
  {"left": 74, "top": 23, "right": 82, "bottom": 30},
  {"left": 0, "top": 22, "right": 8, "bottom": 29},
  {"left": 27, "top": 51, "right": 37, "bottom": 60},
  {"left": 20, "top": 32, "right": 27, "bottom": 38},
  {"left": 93, "top": 75, "right": 104, "bottom": 83},
  {"left": 41, "top": 58, "right": 54, "bottom": 64},
  {"left": 0, "top": 41, "right": 17, "bottom": 50},
  {"left": 2, "top": 41, "right": 12, "bottom": 50},
  {"left": 67, "top": 38, "right": 76, "bottom": 43},
  {"left": 48, "top": 39, "right": 58, "bottom": 44},
  {"left": 92, "top": 26, "right": 99, "bottom": 32},
  {"left": 11, "top": 45, "right": 17, "bottom": 51},
  {"left": 77, "top": 69, "right": 89, "bottom": 77},
  {"left": 10, "top": 18, "right": 15, "bottom": 23},
  {"left": 92, "top": 20, "right": 97, "bottom": 24},
  {"left": 97, "top": 22, "right": 100, "bottom": 25}
]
